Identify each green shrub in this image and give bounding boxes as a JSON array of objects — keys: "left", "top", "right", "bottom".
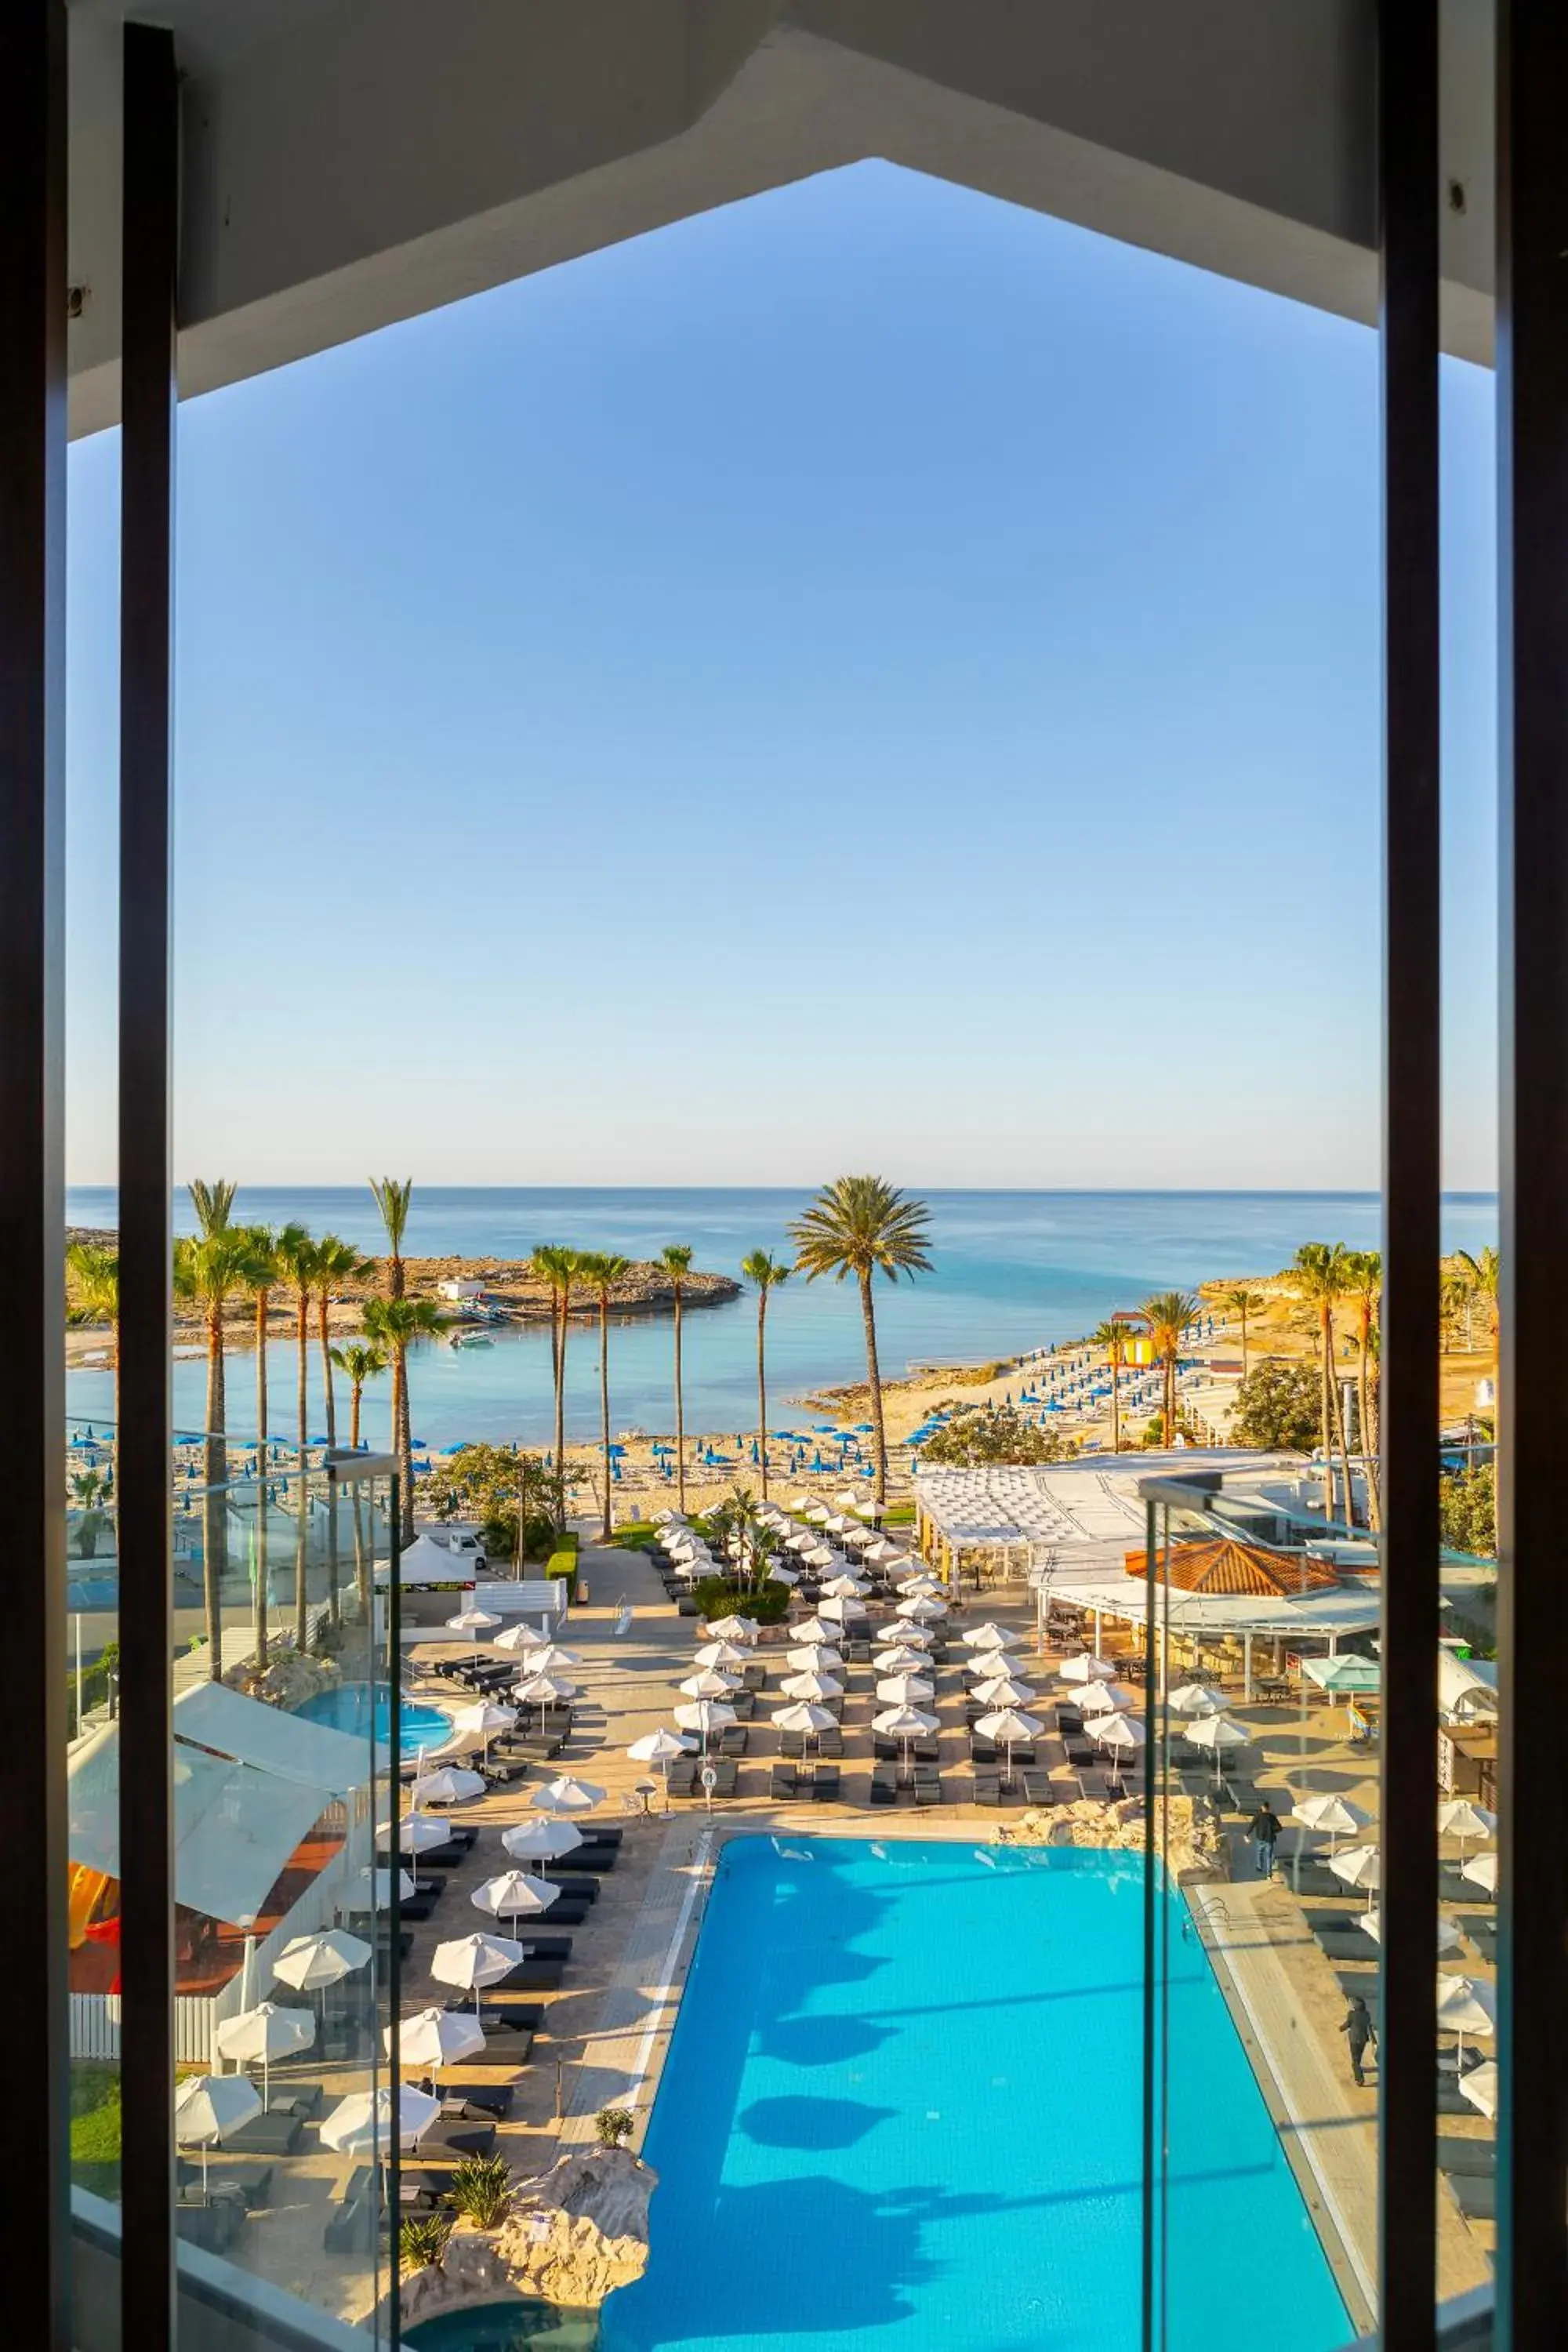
[
  {"left": 612, "top": 1520, "right": 659, "bottom": 1549},
  {"left": 691, "top": 1573, "right": 790, "bottom": 1625},
  {"left": 444, "top": 2153, "right": 513, "bottom": 2229},
  {"left": 1228, "top": 1357, "right": 1322, "bottom": 1451},
  {"left": 545, "top": 1531, "right": 580, "bottom": 1599},
  {"left": 399, "top": 2212, "right": 452, "bottom": 2270},
  {"left": 596, "top": 2106, "right": 636, "bottom": 2148},
  {"left": 1439, "top": 1462, "right": 1497, "bottom": 1558},
  {"left": 70, "top": 2064, "right": 122, "bottom": 2197},
  {"left": 880, "top": 1503, "right": 916, "bottom": 1526}
]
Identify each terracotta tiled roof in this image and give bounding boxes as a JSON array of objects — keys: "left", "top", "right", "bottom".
[{"left": 1123, "top": 1537, "right": 1341, "bottom": 1596}]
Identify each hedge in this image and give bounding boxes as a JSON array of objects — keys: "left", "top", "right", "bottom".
[{"left": 545, "top": 1531, "right": 580, "bottom": 1599}]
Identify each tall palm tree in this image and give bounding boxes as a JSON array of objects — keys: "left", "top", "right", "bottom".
[
  {"left": 311, "top": 1233, "right": 373, "bottom": 1626},
  {"left": 1089, "top": 1317, "right": 1131, "bottom": 1453},
  {"left": 174, "top": 1214, "right": 262, "bottom": 1679},
  {"left": 1292, "top": 1243, "right": 1354, "bottom": 1522},
  {"left": 789, "top": 1178, "right": 933, "bottom": 1502},
  {"left": 273, "top": 1223, "right": 320, "bottom": 1646},
  {"left": 740, "top": 1251, "right": 791, "bottom": 1500},
  {"left": 1220, "top": 1286, "right": 1266, "bottom": 1385},
  {"left": 579, "top": 1254, "right": 631, "bottom": 1540},
  {"left": 369, "top": 1178, "right": 413, "bottom": 1299},
  {"left": 659, "top": 1244, "right": 695, "bottom": 1512},
  {"left": 1453, "top": 1246, "right": 1501, "bottom": 1405},
  {"left": 1341, "top": 1250, "right": 1383, "bottom": 1530},
  {"left": 363, "top": 1295, "right": 447, "bottom": 1541},
  {"left": 1138, "top": 1291, "right": 1200, "bottom": 1450},
  {"left": 330, "top": 1339, "right": 387, "bottom": 1617},
  {"left": 188, "top": 1177, "right": 237, "bottom": 1239},
  {"left": 66, "top": 1240, "right": 121, "bottom": 1457},
  {"left": 532, "top": 1244, "right": 583, "bottom": 1529},
  {"left": 237, "top": 1226, "right": 280, "bottom": 1670}
]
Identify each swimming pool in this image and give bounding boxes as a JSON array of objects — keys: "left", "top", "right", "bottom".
[
  {"left": 600, "top": 1837, "right": 1351, "bottom": 2352},
  {"left": 294, "top": 1682, "right": 452, "bottom": 1760}
]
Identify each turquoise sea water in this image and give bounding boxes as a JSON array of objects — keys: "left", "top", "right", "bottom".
[
  {"left": 601, "top": 1836, "right": 1352, "bottom": 2352},
  {"left": 67, "top": 1185, "right": 1495, "bottom": 1448},
  {"left": 295, "top": 1682, "right": 452, "bottom": 1759}
]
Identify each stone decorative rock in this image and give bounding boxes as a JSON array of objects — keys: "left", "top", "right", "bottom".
[
  {"left": 392, "top": 2146, "right": 659, "bottom": 2330},
  {"left": 229, "top": 1651, "right": 339, "bottom": 1709},
  {"left": 1008, "top": 1792, "right": 1221, "bottom": 1877}
]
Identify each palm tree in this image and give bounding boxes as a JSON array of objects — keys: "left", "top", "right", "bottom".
[
  {"left": 1089, "top": 1317, "right": 1131, "bottom": 1453},
  {"left": 330, "top": 1339, "right": 387, "bottom": 1616},
  {"left": 579, "top": 1254, "right": 631, "bottom": 1540},
  {"left": 363, "top": 1295, "right": 447, "bottom": 1541},
  {"left": 272, "top": 1223, "right": 320, "bottom": 1646},
  {"left": 789, "top": 1177, "right": 933, "bottom": 1501},
  {"left": 238, "top": 1227, "right": 280, "bottom": 1669},
  {"left": 369, "top": 1178, "right": 413, "bottom": 1299},
  {"left": 740, "top": 1251, "right": 790, "bottom": 1499},
  {"left": 1220, "top": 1286, "right": 1266, "bottom": 1385},
  {"left": 174, "top": 1211, "right": 262, "bottom": 1679},
  {"left": 532, "top": 1244, "right": 583, "bottom": 1529},
  {"left": 1138, "top": 1291, "right": 1200, "bottom": 1450},
  {"left": 313, "top": 1235, "right": 374, "bottom": 1454},
  {"left": 188, "top": 1177, "right": 237, "bottom": 1238},
  {"left": 1453, "top": 1246, "right": 1501, "bottom": 1405},
  {"left": 1292, "top": 1243, "right": 1354, "bottom": 1522},
  {"left": 659, "top": 1244, "right": 695, "bottom": 1512},
  {"left": 1342, "top": 1250, "right": 1383, "bottom": 1530},
  {"left": 66, "top": 1240, "right": 121, "bottom": 1459}
]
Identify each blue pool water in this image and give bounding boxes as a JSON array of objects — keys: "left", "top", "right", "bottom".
[
  {"left": 601, "top": 1837, "right": 1352, "bottom": 2352},
  {"left": 295, "top": 1682, "right": 452, "bottom": 1760}
]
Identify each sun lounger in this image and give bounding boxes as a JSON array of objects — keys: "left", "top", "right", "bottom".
[
  {"left": 1448, "top": 2172, "right": 1496, "bottom": 2222},
  {"left": 1316, "top": 1932, "right": 1377, "bottom": 1964},
  {"left": 545, "top": 1874, "right": 598, "bottom": 1904},
  {"left": 434, "top": 2084, "right": 515, "bottom": 2122},
  {"left": 177, "top": 2199, "right": 245, "bottom": 2252},
  {"left": 398, "top": 2167, "right": 459, "bottom": 2209},
  {"left": 771, "top": 1764, "right": 801, "bottom": 1800},
  {"left": 416, "top": 2122, "right": 497, "bottom": 2161},
  {"left": 868, "top": 1764, "right": 898, "bottom": 1807},
  {"left": 219, "top": 2111, "right": 303, "bottom": 2158},
  {"left": 971, "top": 1774, "right": 1004, "bottom": 1806},
  {"left": 810, "top": 1766, "right": 841, "bottom": 1802},
  {"left": 1438, "top": 2137, "right": 1495, "bottom": 2178}
]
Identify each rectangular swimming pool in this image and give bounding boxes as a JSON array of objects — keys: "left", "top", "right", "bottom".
[{"left": 601, "top": 1836, "right": 1351, "bottom": 2352}]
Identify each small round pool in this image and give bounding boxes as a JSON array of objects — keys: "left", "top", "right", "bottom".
[
  {"left": 405, "top": 2303, "right": 598, "bottom": 2350},
  {"left": 294, "top": 1682, "right": 453, "bottom": 1760}
]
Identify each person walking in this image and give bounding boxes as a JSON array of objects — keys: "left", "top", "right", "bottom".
[
  {"left": 1251, "top": 1800, "right": 1282, "bottom": 1878},
  {"left": 1338, "top": 1994, "right": 1377, "bottom": 2087}
]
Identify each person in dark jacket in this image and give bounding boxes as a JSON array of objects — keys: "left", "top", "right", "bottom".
[
  {"left": 1251, "top": 1801, "right": 1282, "bottom": 1878},
  {"left": 1339, "top": 1994, "right": 1377, "bottom": 2085}
]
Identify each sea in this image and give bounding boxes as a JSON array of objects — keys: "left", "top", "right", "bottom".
[{"left": 65, "top": 1187, "right": 1497, "bottom": 1451}]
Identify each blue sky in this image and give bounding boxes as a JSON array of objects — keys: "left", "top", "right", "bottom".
[{"left": 64, "top": 162, "right": 1498, "bottom": 1189}]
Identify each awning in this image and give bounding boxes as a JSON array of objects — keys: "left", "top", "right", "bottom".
[{"left": 173, "top": 1679, "right": 383, "bottom": 1791}]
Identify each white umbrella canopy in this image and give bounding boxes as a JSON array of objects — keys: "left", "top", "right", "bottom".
[
  {"left": 975, "top": 1708, "right": 1044, "bottom": 1744},
  {"left": 503, "top": 1819, "right": 585, "bottom": 1867},
  {"left": 524, "top": 1644, "right": 582, "bottom": 1675},
  {"left": 628, "top": 1728, "right": 695, "bottom": 1764},
  {"left": 1167, "top": 1682, "right": 1228, "bottom": 1716},
  {"left": 818, "top": 1596, "right": 863, "bottom": 1626},
  {"left": 787, "top": 1493, "right": 813, "bottom": 1510},
  {"left": 768, "top": 1564, "right": 801, "bottom": 1587},
  {"left": 1073, "top": 1680, "right": 1137, "bottom": 1719},
  {"left": 792, "top": 1616, "right": 836, "bottom": 1646},
  {"left": 321, "top": 2085, "right": 441, "bottom": 2157},
  {"left": 873, "top": 1704, "right": 939, "bottom": 1737},
  {"left": 380, "top": 1812, "right": 453, "bottom": 1857},
  {"left": 1359, "top": 1907, "right": 1461, "bottom": 1954},
  {"left": 213, "top": 2001, "right": 315, "bottom": 2103},
  {"left": 772, "top": 1700, "right": 837, "bottom": 1735},
  {"left": 897, "top": 1596, "right": 948, "bottom": 1622},
  {"left": 964, "top": 1624, "right": 1025, "bottom": 1653},
  {"left": 410, "top": 1765, "right": 486, "bottom": 1808},
  {"left": 445, "top": 1606, "right": 501, "bottom": 1633},
  {"left": 786, "top": 1645, "right": 844, "bottom": 1675},
  {"left": 883, "top": 1618, "right": 935, "bottom": 1647},
  {"left": 705, "top": 1614, "right": 760, "bottom": 1642},
  {"left": 785, "top": 1530, "right": 818, "bottom": 1555},
  {"left": 856, "top": 1498, "right": 887, "bottom": 1519},
  {"left": 1436, "top": 1972, "right": 1497, "bottom": 2060},
  {"left": 803, "top": 1546, "right": 837, "bottom": 1571},
  {"left": 175, "top": 2074, "right": 263, "bottom": 2195},
  {"left": 1329, "top": 1843, "right": 1382, "bottom": 1907},
  {"left": 806, "top": 1504, "right": 833, "bottom": 1525},
  {"left": 876, "top": 1673, "right": 935, "bottom": 1705},
  {"left": 875, "top": 1646, "right": 931, "bottom": 1676},
  {"left": 1457, "top": 2059, "right": 1499, "bottom": 2121},
  {"left": 1461, "top": 1850, "right": 1498, "bottom": 1895},
  {"left": 834, "top": 1490, "right": 863, "bottom": 1510},
  {"left": 680, "top": 1668, "right": 741, "bottom": 1699},
  {"left": 862, "top": 1539, "right": 902, "bottom": 1565},
  {"left": 359, "top": 1866, "right": 417, "bottom": 1908},
  {"left": 898, "top": 1573, "right": 944, "bottom": 1596},
  {"left": 824, "top": 1516, "right": 857, "bottom": 1538},
  {"left": 821, "top": 1574, "right": 869, "bottom": 1599},
  {"left": 694, "top": 1640, "right": 750, "bottom": 1669},
  {"left": 1290, "top": 1794, "right": 1374, "bottom": 1854},
  {"left": 1183, "top": 1711, "right": 1248, "bottom": 1751},
  {"left": 532, "top": 1775, "right": 605, "bottom": 1815},
  {"left": 493, "top": 1621, "right": 548, "bottom": 1654},
  {"left": 1089, "top": 1711, "right": 1146, "bottom": 1752},
  {"left": 472, "top": 1870, "right": 560, "bottom": 1926},
  {"left": 971, "top": 1675, "right": 1036, "bottom": 1710},
  {"left": 390, "top": 2005, "right": 487, "bottom": 2074},
  {"left": 448, "top": 1700, "right": 517, "bottom": 1748},
  {"left": 1059, "top": 1653, "right": 1119, "bottom": 1684},
  {"left": 515, "top": 1674, "right": 579, "bottom": 1706},
  {"left": 271, "top": 1928, "right": 372, "bottom": 1995},
  {"left": 430, "top": 1931, "right": 525, "bottom": 1998},
  {"left": 781, "top": 1670, "right": 844, "bottom": 1701},
  {"left": 1436, "top": 1799, "right": 1497, "bottom": 1848},
  {"left": 673, "top": 1699, "right": 737, "bottom": 1740}
]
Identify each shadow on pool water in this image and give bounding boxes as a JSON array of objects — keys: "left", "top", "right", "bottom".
[{"left": 404, "top": 2299, "right": 599, "bottom": 2350}]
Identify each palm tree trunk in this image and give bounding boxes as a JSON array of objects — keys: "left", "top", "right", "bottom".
[
  {"left": 673, "top": 1287, "right": 686, "bottom": 1513},
  {"left": 253, "top": 1296, "right": 270, "bottom": 1671},
  {"left": 294, "top": 1291, "right": 310, "bottom": 1649},
  {"left": 350, "top": 1381, "right": 368, "bottom": 1617},
  {"left": 1240, "top": 1306, "right": 1250, "bottom": 1385},
  {"left": 1357, "top": 1306, "right": 1381, "bottom": 1533},
  {"left": 390, "top": 1248, "right": 405, "bottom": 1301},
  {"left": 1318, "top": 1308, "right": 1335, "bottom": 1518},
  {"left": 397, "top": 1355, "right": 414, "bottom": 1542},
  {"left": 1327, "top": 1353, "right": 1356, "bottom": 1526},
  {"left": 204, "top": 1306, "right": 227, "bottom": 1679},
  {"left": 757, "top": 1295, "right": 769, "bottom": 1502},
  {"left": 318, "top": 1294, "right": 340, "bottom": 1621},
  {"left": 1109, "top": 1356, "right": 1120, "bottom": 1454},
  {"left": 598, "top": 1297, "right": 613, "bottom": 1539},
  {"left": 554, "top": 1287, "right": 571, "bottom": 1531},
  {"left": 859, "top": 1272, "right": 887, "bottom": 1502}
]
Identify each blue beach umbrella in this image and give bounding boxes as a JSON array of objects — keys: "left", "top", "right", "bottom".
[{"left": 439, "top": 1443, "right": 470, "bottom": 1456}]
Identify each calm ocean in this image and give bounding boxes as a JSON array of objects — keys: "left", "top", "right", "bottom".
[{"left": 66, "top": 1187, "right": 1497, "bottom": 1450}]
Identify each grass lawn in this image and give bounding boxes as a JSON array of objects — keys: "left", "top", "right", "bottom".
[{"left": 71, "top": 2062, "right": 122, "bottom": 2199}]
